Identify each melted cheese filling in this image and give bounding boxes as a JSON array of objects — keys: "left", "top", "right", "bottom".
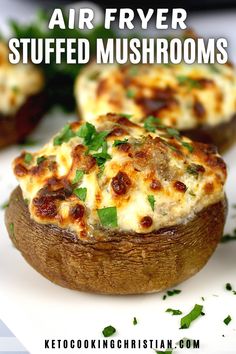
[
  {"left": 76, "top": 62, "right": 236, "bottom": 130},
  {"left": 13, "top": 114, "right": 226, "bottom": 238},
  {"left": 0, "top": 42, "right": 45, "bottom": 116}
]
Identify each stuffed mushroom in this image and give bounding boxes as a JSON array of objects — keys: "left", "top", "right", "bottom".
[
  {"left": 75, "top": 62, "right": 236, "bottom": 152},
  {"left": 5, "top": 113, "right": 227, "bottom": 294},
  {"left": 0, "top": 42, "right": 46, "bottom": 148}
]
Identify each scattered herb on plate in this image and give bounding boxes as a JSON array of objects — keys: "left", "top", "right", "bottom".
[
  {"left": 180, "top": 304, "right": 203, "bottom": 329},
  {"left": 224, "top": 315, "right": 232, "bottom": 326},
  {"left": 133, "top": 317, "right": 138, "bottom": 325},
  {"left": 166, "top": 308, "right": 183, "bottom": 316},
  {"left": 102, "top": 325, "right": 116, "bottom": 337},
  {"left": 163, "top": 289, "right": 181, "bottom": 300},
  {"left": 226, "top": 283, "right": 232, "bottom": 291}
]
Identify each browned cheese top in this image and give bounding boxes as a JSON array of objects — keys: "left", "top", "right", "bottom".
[
  {"left": 76, "top": 62, "right": 236, "bottom": 130},
  {"left": 13, "top": 113, "right": 227, "bottom": 239}
]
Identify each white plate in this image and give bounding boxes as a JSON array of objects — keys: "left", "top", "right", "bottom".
[{"left": 0, "top": 4, "right": 236, "bottom": 354}]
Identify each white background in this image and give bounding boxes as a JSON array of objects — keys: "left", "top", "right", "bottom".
[{"left": 0, "top": 2, "right": 236, "bottom": 354}]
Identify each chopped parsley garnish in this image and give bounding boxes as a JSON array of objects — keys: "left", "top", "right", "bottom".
[
  {"left": 177, "top": 75, "right": 202, "bottom": 89},
  {"left": 144, "top": 116, "right": 162, "bottom": 133},
  {"left": 182, "top": 142, "right": 194, "bottom": 153},
  {"left": 180, "top": 304, "right": 203, "bottom": 329},
  {"left": 72, "top": 169, "right": 84, "bottom": 185},
  {"left": 155, "top": 351, "right": 173, "bottom": 354},
  {"left": 186, "top": 164, "right": 202, "bottom": 177},
  {"left": 126, "top": 88, "right": 136, "bottom": 98},
  {"left": 163, "top": 289, "right": 181, "bottom": 300},
  {"left": 37, "top": 156, "right": 46, "bottom": 165},
  {"left": 224, "top": 315, "right": 232, "bottom": 326},
  {"left": 102, "top": 325, "right": 116, "bottom": 337},
  {"left": 189, "top": 191, "right": 196, "bottom": 197},
  {"left": 53, "top": 124, "right": 76, "bottom": 146},
  {"left": 74, "top": 188, "right": 87, "bottom": 202},
  {"left": 119, "top": 113, "right": 133, "bottom": 119},
  {"left": 166, "top": 308, "right": 183, "bottom": 316},
  {"left": 221, "top": 229, "right": 236, "bottom": 243},
  {"left": 97, "top": 207, "right": 118, "bottom": 228},
  {"left": 77, "top": 122, "right": 96, "bottom": 145},
  {"left": 226, "top": 283, "right": 232, "bottom": 291},
  {"left": 78, "top": 123, "right": 111, "bottom": 164},
  {"left": 166, "top": 128, "right": 180, "bottom": 139},
  {"left": 24, "top": 153, "right": 33, "bottom": 164},
  {"left": 148, "top": 195, "right": 155, "bottom": 211},
  {"left": 128, "top": 66, "right": 139, "bottom": 76},
  {"left": 92, "top": 141, "right": 112, "bottom": 166},
  {"left": 87, "top": 130, "right": 110, "bottom": 152},
  {"left": 113, "top": 138, "right": 128, "bottom": 147},
  {"left": 1, "top": 200, "right": 9, "bottom": 209},
  {"left": 133, "top": 317, "right": 138, "bottom": 325}
]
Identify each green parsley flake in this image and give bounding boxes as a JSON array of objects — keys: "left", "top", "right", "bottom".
[
  {"left": 126, "top": 88, "right": 136, "bottom": 98},
  {"left": 163, "top": 289, "right": 181, "bottom": 300},
  {"left": 102, "top": 325, "right": 116, "bottom": 337},
  {"left": 182, "top": 142, "right": 194, "bottom": 153},
  {"left": 166, "top": 128, "right": 180, "bottom": 139},
  {"left": 97, "top": 207, "right": 118, "bottom": 228},
  {"left": 37, "top": 156, "right": 46, "bottom": 165},
  {"left": 72, "top": 170, "right": 84, "bottom": 185},
  {"left": 119, "top": 113, "right": 133, "bottom": 119},
  {"left": 155, "top": 350, "right": 173, "bottom": 354},
  {"left": 53, "top": 124, "right": 76, "bottom": 146},
  {"left": 144, "top": 116, "right": 162, "bottom": 133},
  {"left": 177, "top": 75, "right": 202, "bottom": 89},
  {"left": 180, "top": 304, "right": 203, "bottom": 329},
  {"left": 224, "top": 315, "right": 232, "bottom": 326},
  {"left": 148, "top": 195, "right": 155, "bottom": 211},
  {"left": 133, "top": 317, "right": 138, "bottom": 325},
  {"left": 226, "top": 283, "right": 232, "bottom": 291},
  {"left": 113, "top": 138, "right": 128, "bottom": 147},
  {"left": 186, "top": 164, "right": 202, "bottom": 177},
  {"left": 24, "top": 153, "right": 33, "bottom": 164},
  {"left": 92, "top": 141, "right": 112, "bottom": 166},
  {"left": 166, "top": 308, "right": 183, "bottom": 316},
  {"left": 74, "top": 188, "right": 87, "bottom": 202}
]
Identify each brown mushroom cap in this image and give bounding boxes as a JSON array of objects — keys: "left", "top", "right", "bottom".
[
  {"left": 5, "top": 187, "right": 227, "bottom": 295},
  {"left": 0, "top": 93, "right": 47, "bottom": 149}
]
